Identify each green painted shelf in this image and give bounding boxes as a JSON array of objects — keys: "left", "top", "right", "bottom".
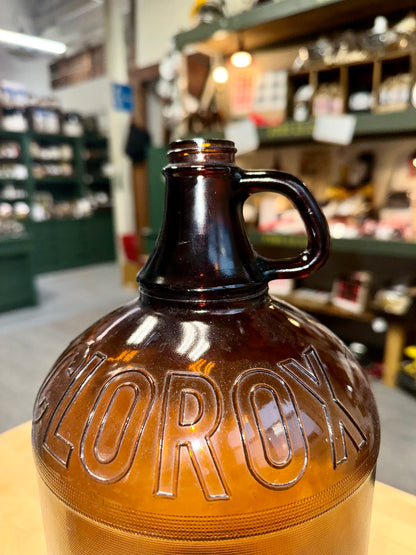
[
  {"left": 183, "top": 110, "right": 416, "bottom": 145},
  {"left": 31, "top": 132, "right": 80, "bottom": 143},
  {"left": 175, "top": 0, "right": 416, "bottom": 53},
  {"left": 84, "top": 134, "right": 108, "bottom": 146},
  {"left": 34, "top": 176, "right": 77, "bottom": 185},
  {"left": 176, "top": 0, "right": 339, "bottom": 50},
  {"left": 0, "top": 196, "right": 29, "bottom": 202},
  {"left": 0, "top": 130, "right": 26, "bottom": 140},
  {"left": 0, "top": 130, "right": 79, "bottom": 143},
  {"left": 87, "top": 176, "right": 110, "bottom": 184},
  {"left": 249, "top": 231, "right": 416, "bottom": 259},
  {"left": 26, "top": 211, "right": 115, "bottom": 274},
  {"left": 258, "top": 110, "right": 416, "bottom": 144},
  {"left": 0, "top": 233, "right": 37, "bottom": 312},
  {"left": 32, "top": 158, "right": 74, "bottom": 163},
  {"left": 0, "top": 178, "right": 28, "bottom": 184}
]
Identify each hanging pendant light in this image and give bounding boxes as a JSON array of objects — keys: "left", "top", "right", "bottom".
[
  {"left": 213, "top": 65, "right": 229, "bottom": 83},
  {"left": 230, "top": 35, "right": 252, "bottom": 68},
  {"left": 230, "top": 50, "right": 252, "bottom": 68}
]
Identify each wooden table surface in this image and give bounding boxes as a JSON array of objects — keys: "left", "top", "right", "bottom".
[{"left": 1, "top": 422, "right": 416, "bottom": 554}]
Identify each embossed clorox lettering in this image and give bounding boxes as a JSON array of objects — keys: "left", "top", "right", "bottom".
[
  {"left": 80, "top": 369, "right": 155, "bottom": 482},
  {"left": 233, "top": 369, "right": 308, "bottom": 489},
  {"left": 33, "top": 344, "right": 91, "bottom": 423},
  {"left": 156, "top": 371, "right": 229, "bottom": 501},
  {"left": 38, "top": 344, "right": 367, "bottom": 496},
  {"left": 279, "top": 346, "right": 366, "bottom": 468},
  {"left": 42, "top": 352, "right": 106, "bottom": 467}
]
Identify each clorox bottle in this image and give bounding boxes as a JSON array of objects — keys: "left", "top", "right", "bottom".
[{"left": 32, "top": 139, "right": 379, "bottom": 554}]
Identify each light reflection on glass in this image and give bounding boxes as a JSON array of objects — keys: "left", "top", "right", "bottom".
[
  {"left": 189, "top": 359, "right": 215, "bottom": 375},
  {"left": 194, "top": 175, "right": 205, "bottom": 232},
  {"left": 177, "top": 322, "right": 197, "bottom": 355},
  {"left": 177, "top": 321, "right": 210, "bottom": 361},
  {"left": 193, "top": 439, "right": 201, "bottom": 450},
  {"left": 126, "top": 315, "right": 158, "bottom": 345}
]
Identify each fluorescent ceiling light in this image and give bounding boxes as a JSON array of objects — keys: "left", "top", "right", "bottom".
[{"left": 0, "top": 29, "right": 66, "bottom": 55}]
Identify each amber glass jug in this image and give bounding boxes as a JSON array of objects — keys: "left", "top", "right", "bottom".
[{"left": 32, "top": 139, "right": 379, "bottom": 554}]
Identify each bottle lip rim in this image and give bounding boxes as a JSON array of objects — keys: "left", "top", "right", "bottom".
[{"left": 168, "top": 138, "right": 236, "bottom": 154}]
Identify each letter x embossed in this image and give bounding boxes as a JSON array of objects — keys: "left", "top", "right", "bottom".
[{"left": 279, "top": 347, "right": 366, "bottom": 468}]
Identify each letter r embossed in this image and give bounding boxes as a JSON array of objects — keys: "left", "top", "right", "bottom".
[{"left": 155, "top": 371, "right": 229, "bottom": 501}]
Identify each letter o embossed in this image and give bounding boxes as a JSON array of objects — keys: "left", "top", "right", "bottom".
[
  {"left": 81, "top": 369, "right": 155, "bottom": 483},
  {"left": 233, "top": 369, "right": 308, "bottom": 489}
]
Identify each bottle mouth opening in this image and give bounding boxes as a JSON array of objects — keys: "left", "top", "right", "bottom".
[{"left": 167, "top": 138, "right": 236, "bottom": 164}]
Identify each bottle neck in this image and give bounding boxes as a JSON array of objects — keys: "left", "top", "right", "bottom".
[{"left": 138, "top": 163, "right": 267, "bottom": 305}]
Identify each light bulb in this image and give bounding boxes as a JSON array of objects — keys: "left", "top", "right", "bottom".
[
  {"left": 213, "top": 65, "right": 229, "bottom": 83},
  {"left": 230, "top": 51, "right": 252, "bottom": 68}
]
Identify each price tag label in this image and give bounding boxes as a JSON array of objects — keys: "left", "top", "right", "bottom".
[
  {"left": 313, "top": 115, "right": 357, "bottom": 145},
  {"left": 224, "top": 118, "right": 259, "bottom": 154}
]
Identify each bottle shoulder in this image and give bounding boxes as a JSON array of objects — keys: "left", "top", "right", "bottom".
[{"left": 59, "top": 295, "right": 358, "bottom": 374}]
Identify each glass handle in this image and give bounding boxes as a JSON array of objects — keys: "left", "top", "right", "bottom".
[{"left": 240, "top": 169, "right": 330, "bottom": 280}]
